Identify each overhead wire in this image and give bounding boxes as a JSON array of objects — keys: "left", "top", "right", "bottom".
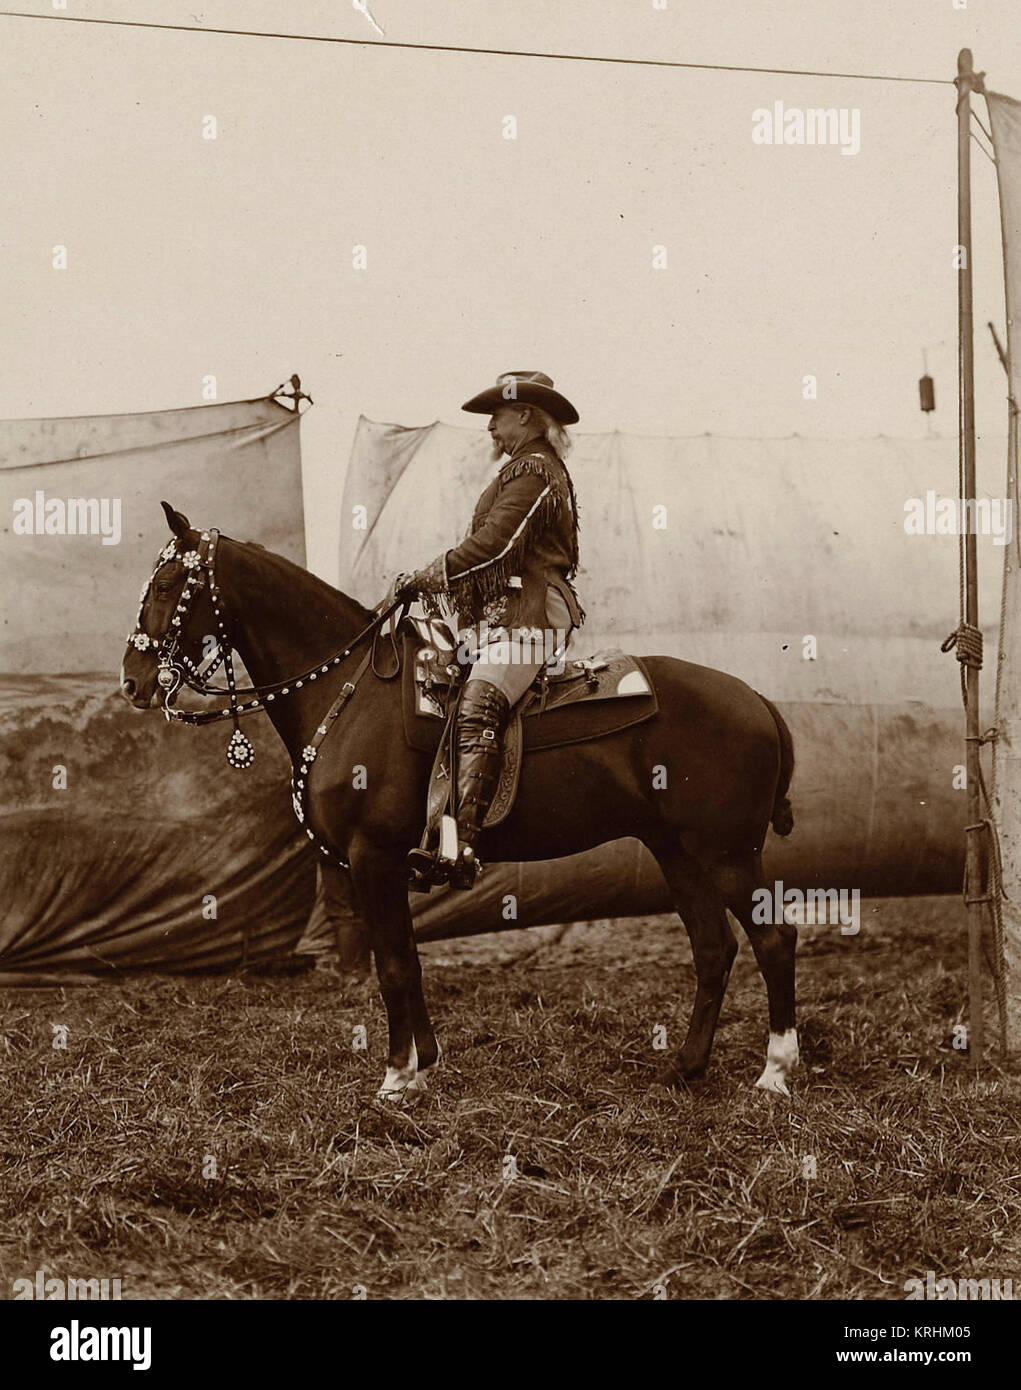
[{"left": 0, "top": 9, "right": 951, "bottom": 85}]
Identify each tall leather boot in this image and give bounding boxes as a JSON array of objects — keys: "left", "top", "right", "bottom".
[{"left": 449, "top": 679, "right": 510, "bottom": 890}]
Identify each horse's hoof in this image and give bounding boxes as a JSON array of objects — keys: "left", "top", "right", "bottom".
[
  {"left": 754, "top": 1070, "right": 792, "bottom": 1096},
  {"left": 375, "top": 1088, "right": 400, "bottom": 1104},
  {"left": 332, "top": 965, "right": 371, "bottom": 989},
  {"left": 375, "top": 1073, "right": 428, "bottom": 1106},
  {"left": 375, "top": 1087, "right": 421, "bottom": 1107},
  {"left": 652, "top": 1065, "right": 702, "bottom": 1090}
]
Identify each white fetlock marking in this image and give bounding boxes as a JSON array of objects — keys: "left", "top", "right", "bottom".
[
  {"left": 755, "top": 1028, "right": 799, "bottom": 1095},
  {"left": 376, "top": 1038, "right": 419, "bottom": 1103}
]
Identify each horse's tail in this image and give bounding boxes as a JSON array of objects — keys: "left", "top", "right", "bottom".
[{"left": 757, "top": 693, "right": 795, "bottom": 837}]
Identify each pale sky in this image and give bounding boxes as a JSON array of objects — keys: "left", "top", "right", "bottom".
[{"left": 2, "top": 0, "right": 1019, "bottom": 578}]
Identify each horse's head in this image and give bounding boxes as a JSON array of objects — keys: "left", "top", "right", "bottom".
[{"left": 119, "top": 502, "right": 220, "bottom": 709}]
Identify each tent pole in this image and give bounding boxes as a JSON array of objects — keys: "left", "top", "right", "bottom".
[{"left": 956, "top": 47, "right": 984, "bottom": 1068}]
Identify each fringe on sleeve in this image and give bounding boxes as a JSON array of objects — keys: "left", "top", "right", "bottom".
[{"left": 446, "top": 456, "right": 565, "bottom": 620}]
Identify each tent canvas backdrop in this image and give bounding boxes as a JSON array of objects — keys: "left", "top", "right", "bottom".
[
  {"left": 987, "top": 89, "right": 1021, "bottom": 1046},
  {"left": 0, "top": 396, "right": 305, "bottom": 674},
  {"left": 0, "top": 395, "right": 316, "bottom": 977}
]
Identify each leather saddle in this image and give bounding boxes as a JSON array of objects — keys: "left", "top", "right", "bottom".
[{"left": 400, "top": 616, "right": 658, "bottom": 829}]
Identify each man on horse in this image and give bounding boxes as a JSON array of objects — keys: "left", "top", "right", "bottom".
[{"left": 391, "top": 371, "right": 585, "bottom": 890}]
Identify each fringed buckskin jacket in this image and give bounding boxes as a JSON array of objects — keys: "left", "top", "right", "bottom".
[{"left": 411, "top": 437, "right": 585, "bottom": 633}]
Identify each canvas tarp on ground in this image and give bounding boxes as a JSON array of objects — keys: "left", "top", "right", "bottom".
[
  {"left": 309, "top": 417, "right": 1006, "bottom": 946},
  {"left": 0, "top": 395, "right": 315, "bottom": 977}
]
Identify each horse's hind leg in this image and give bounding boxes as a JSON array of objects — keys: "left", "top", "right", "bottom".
[
  {"left": 349, "top": 839, "right": 438, "bottom": 1103},
  {"left": 650, "top": 848, "right": 738, "bottom": 1087},
  {"left": 711, "top": 852, "right": 798, "bottom": 1094}
]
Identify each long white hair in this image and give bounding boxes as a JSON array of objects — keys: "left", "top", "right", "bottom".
[{"left": 529, "top": 405, "right": 573, "bottom": 460}]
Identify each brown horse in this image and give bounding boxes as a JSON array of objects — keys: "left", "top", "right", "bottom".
[{"left": 120, "top": 504, "right": 798, "bottom": 1102}]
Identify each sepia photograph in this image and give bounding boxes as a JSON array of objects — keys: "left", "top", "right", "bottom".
[{"left": 1, "top": 0, "right": 1020, "bottom": 1352}]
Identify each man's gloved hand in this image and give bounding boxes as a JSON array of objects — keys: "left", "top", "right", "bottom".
[
  {"left": 379, "top": 572, "right": 418, "bottom": 613},
  {"left": 378, "top": 554, "right": 448, "bottom": 613}
]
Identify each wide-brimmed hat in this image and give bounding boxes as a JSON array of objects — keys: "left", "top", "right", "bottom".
[{"left": 461, "top": 371, "right": 579, "bottom": 425}]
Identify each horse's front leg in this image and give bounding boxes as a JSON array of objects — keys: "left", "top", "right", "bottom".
[{"left": 348, "top": 838, "right": 438, "bottom": 1103}]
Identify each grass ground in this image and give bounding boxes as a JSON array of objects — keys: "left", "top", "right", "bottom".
[{"left": 1, "top": 896, "right": 1019, "bottom": 1300}]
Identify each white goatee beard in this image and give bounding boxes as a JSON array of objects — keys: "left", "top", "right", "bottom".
[{"left": 489, "top": 439, "right": 505, "bottom": 463}]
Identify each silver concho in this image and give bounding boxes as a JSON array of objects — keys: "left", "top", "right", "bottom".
[{"left": 225, "top": 728, "right": 255, "bottom": 769}]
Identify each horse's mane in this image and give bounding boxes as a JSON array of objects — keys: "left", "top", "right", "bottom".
[{"left": 226, "top": 534, "right": 375, "bottom": 623}]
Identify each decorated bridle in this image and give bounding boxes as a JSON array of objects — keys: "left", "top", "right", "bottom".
[
  {"left": 129, "top": 528, "right": 401, "bottom": 775},
  {"left": 129, "top": 528, "right": 251, "bottom": 765}
]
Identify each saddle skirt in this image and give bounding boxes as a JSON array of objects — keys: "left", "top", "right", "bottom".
[{"left": 400, "top": 614, "right": 658, "bottom": 829}]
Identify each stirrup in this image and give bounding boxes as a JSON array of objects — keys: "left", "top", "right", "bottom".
[
  {"left": 408, "top": 813, "right": 461, "bottom": 889},
  {"left": 406, "top": 846, "right": 448, "bottom": 892}
]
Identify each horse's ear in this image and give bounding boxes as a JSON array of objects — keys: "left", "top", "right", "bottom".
[{"left": 161, "top": 501, "right": 190, "bottom": 537}]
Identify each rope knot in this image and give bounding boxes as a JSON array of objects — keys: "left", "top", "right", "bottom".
[{"left": 941, "top": 622, "right": 983, "bottom": 669}]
